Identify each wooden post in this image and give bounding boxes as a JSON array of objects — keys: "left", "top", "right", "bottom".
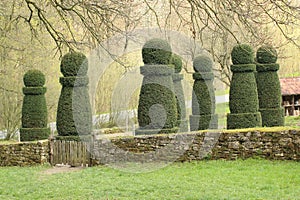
[{"left": 292, "top": 95, "right": 295, "bottom": 116}]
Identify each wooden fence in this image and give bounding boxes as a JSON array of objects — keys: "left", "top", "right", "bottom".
[{"left": 50, "top": 139, "right": 92, "bottom": 167}]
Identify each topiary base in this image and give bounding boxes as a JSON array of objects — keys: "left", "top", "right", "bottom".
[
  {"left": 177, "top": 119, "right": 189, "bottom": 132},
  {"left": 189, "top": 114, "right": 218, "bottom": 131},
  {"left": 227, "top": 112, "right": 262, "bottom": 129},
  {"left": 259, "top": 107, "right": 284, "bottom": 127},
  {"left": 55, "top": 135, "right": 93, "bottom": 142},
  {"left": 20, "top": 127, "right": 50, "bottom": 141},
  {"left": 135, "top": 127, "right": 179, "bottom": 135}
]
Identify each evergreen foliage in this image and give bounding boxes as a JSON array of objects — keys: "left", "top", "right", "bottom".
[
  {"left": 256, "top": 45, "right": 278, "bottom": 64},
  {"left": 142, "top": 38, "right": 172, "bottom": 65},
  {"left": 256, "top": 46, "right": 284, "bottom": 127},
  {"left": 171, "top": 54, "right": 188, "bottom": 131},
  {"left": 227, "top": 44, "right": 261, "bottom": 129},
  {"left": 190, "top": 55, "right": 218, "bottom": 131},
  {"left": 56, "top": 52, "right": 92, "bottom": 138},
  {"left": 137, "top": 39, "right": 178, "bottom": 134},
  {"left": 231, "top": 44, "right": 254, "bottom": 65},
  {"left": 20, "top": 70, "right": 50, "bottom": 141}
]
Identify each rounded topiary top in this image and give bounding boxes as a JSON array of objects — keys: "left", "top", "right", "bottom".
[
  {"left": 60, "top": 52, "right": 88, "bottom": 77},
  {"left": 256, "top": 45, "right": 278, "bottom": 64},
  {"left": 171, "top": 54, "right": 183, "bottom": 73},
  {"left": 142, "top": 38, "right": 172, "bottom": 65},
  {"left": 23, "top": 69, "right": 45, "bottom": 87},
  {"left": 231, "top": 44, "right": 254, "bottom": 65},
  {"left": 193, "top": 55, "right": 213, "bottom": 72}
]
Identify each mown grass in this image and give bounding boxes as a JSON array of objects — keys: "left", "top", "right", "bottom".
[
  {"left": 0, "top": 159, "right": 300, "bottom": 200},
  {"left": 285, "top": 116, "right": 300, "bottom": 128}
]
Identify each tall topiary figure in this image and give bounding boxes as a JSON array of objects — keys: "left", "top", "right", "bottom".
[
  {"left": 136, "top": 38, "right": 178, "bottom": 135},
  {"left": 256, "top": 45, "right": 284, "bottom": 126},
  {"left": 20, "top": 70, "right": 50, "bottom": 141},
  {"left": 189, "top": 55, "right": 218, "bottom": 131},
  {"left": 171, "top": 54, "right": 188, "bottom": 132},
  {"left": 227, "top": 44, "right": 262, "bottom": 129},
  {"left": 56, "top": 52, "right": 92, "bottom": 139}
]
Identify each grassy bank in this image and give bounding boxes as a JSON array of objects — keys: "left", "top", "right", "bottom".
[{"left": 0, "top": 159, "right": 299, "bottom": 199}]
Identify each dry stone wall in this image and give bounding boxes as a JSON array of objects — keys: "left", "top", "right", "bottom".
[
  {"left": 1, "top": 130, "right": 300, "bottom": 167},
  {"left": 0, "top": 140, "right": 49, "bottom": 166},
  {"left": 91, "top": 129, "right": 300, "bottom": 165}
]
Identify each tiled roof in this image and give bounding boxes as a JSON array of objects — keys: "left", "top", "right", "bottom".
[{"left": 280, "top": 77, "right": 300, "bottom": 96}]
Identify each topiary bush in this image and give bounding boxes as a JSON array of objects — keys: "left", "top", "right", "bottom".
[
  {"left": 193, "top": 55, "right": 214, "bottom": 72},
  {"left": 171, "top": 54, "right": 183, "bottom": 73},
  {"left": 56, "top": 52, "right": 92, "bottom": 138},
  {"left": 20, "top": 69, "right": 50, "bottom": 141},
  {"left": 142, "top": 38, "right": 172, "bottom": 65},
  {"left": 189, "top": 55, "right": 218, "bottom": 131},
  {"left": 137, "top": 39, "right": 178, "bottom": 135},
  {"left": 227, "top": 44, "right": 262, "bottom": 129},
  {"left": 231, "top": 44, "right": 254, "bottom": 65},
  {"left": 256, "top": 45, "right": 284, "bottom": 127},
  {"left": 171, "top": 54, "right": 188, "bottom": 132},
  {"left": 256, "top": 45, "right": 278, "bottom": 64},
  {"left": 60, "top": 52, "right": 88, "bottom": 77}
]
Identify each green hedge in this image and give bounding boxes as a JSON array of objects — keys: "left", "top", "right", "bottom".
[
  {"left": 20, "top": 128, "right": 50, "bottom": 141},
  {"left": 55, "top": 135, "right": 92, "bottom": 142},
  {"left": 137, "top": 41, "right": 178, "bottom": 135},
  {"left": 256, "top": 45, "right": 278, "bottom": 64},
  {"left": 190, "top": 114, "right": 218, "bottom": 131},
  {"left": 190, "top": 55, "right": 217, "bottom": 130},
  {"left": 60, "top": 52, "right": 88, "bottom": 77},
  {"left": 256, "top": 46, "right": 284, "bottom": 127},
  {"left": 229, "top": 70, "right": 259, "bottom": 113},
  {"left": 172, "top": 73, "right": 187, "bottom": 131},
  {"left": 231, "top": 44, "right": 254, "bottom": 65},
  {"left": 57, "top": 52, "right": 92, "bottom": 137},
  {"left": 20, "top": 70, "right": 49, "bottom": 141},
  {"left": 23, "top": 69, "right": 45, "bottom": 87},
  {"left": 259, "top": 108, "right": 284, "bottom": 127},
  {"left": 227, "top": 112, "right": 262, "bottom": 129},
  {"left": 193, "top": 55, "right": 213, "bottom": 72},
  {"left": 171, "top": 54, "right": 183, "bottom": 73},
  {"left": 142, "top": 38, "right": 172, "bottom": 65},
  {"left": 192, "top": 73, "right": 215, "bottom": 115},
  {"left": 227, "top": 44, "right": 261, "bottom": 129},
  {"left": 135, "top": 127, "right": 179, "bottom": 135},
  {"left": 171, "top": 54, "right": 187, "bottom": 131},
  {"left": 137, "top": 82, "right": 177, "bottom": 130}
]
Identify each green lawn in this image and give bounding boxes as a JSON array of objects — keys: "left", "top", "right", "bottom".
[
  {"left": 1, "top": 159, "right": 300, "bottom": 199},
  {"left": 285, "top": 116, "right": 300, "bottom": 128}
]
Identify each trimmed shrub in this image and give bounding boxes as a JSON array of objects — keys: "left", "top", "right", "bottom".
[
  {"left": 171, "top": 54, "right": 183, "bottom": 73},
  {"left": 20, "top": 70, "right": 50, "bottom": 141},
  {"left": 137, "top": 66, "right": 178, "bottom": 134},
  {"left": 190, "top": 55, "right": 218, "bottom": 131},
  {"left": 56, "top": 52, "right": 92, "bottom": 137},
  {"left": 171, "top": 54, "right": 188, "bottom": 131},
  {"left": 137, "top": 39, "right": 178, "bottom": 135},
  {"left": 227, "top": 44, "right": 261, "bottom": 129},
  {"left": 23, "top": 69, "right": 45, "bottom": 87},
  {"left": 231, "top": 44, "right": 254, "bottom": 65},
  {"left": 256, "top": 46, "right": 284, "bottom": 127},
  {"left": 142, "top": 38, "right": 172, "bottom": 65},
  {"left": 60, "top": 52, "right": 88, "bottom": 77},
  {"left": 256, "top": 45, "right": 278, "bottom": 64},
  {"left": 193, "top": 55, "right": 213, "bottom": 72}
]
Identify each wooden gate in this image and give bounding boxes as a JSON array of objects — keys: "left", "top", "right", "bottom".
[{"left": 50, "top": 140, "right": 92, "bottom": 167}]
